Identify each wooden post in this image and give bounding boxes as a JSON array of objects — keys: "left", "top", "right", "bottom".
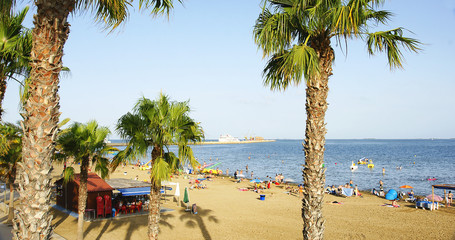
[{"left": 432, "top": 186, "right": 435, "bottom": 210}]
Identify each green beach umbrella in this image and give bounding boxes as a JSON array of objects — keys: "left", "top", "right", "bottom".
[
  {"left": 183, "top": 187, "right": 189, "bottom": 203},
  {"left": 183, "top": 187, "right": 190, "bottom": 212}
]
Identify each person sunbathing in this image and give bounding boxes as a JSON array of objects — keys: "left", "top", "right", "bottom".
[{"left": 392, "top": 200, "right": 400, "bottom": 207}]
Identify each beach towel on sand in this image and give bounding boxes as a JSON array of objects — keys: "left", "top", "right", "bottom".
[{"left": 342, "top": 187, "right": 353, "bottom": 197}]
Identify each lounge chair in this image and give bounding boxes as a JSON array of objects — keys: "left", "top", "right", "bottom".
[
  {"left": 416, "top": 198, "right": 438, "bottom": 210},
  {"left": 415, "top": 198, "right": 428, "bottom": 209},
  {"left": 424, "top": 201, "right": 439, "bottom": 211},
  {"left": 405, "top": 193, "right": 416, "bottom": 203}
]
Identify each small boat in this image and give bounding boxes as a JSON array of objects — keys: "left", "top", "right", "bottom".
[{"left": 350, "top": 161, "right": 358, "bottom": 171}]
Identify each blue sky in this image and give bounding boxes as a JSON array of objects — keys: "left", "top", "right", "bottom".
[{"left": 3, "top": 0, "right": 455, "bottom": 139}]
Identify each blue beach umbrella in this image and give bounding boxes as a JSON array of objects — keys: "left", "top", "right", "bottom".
[{"left": 250, "top": 179, "right": 263, "bottom": 183}]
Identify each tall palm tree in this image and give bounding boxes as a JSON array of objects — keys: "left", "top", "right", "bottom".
[
  {"left": 0, "top": 122, "right": 22, "bottom": 223},
  {"left": 114, "top": 93, "right": 203, "bottom": 240},
  {"left": 13, "top": 1, "right": 183, "bottom": 239},
  {"left": 0, "top": 4, "right": 32, "bottom": 120},
  {"left": 253, "top": 1, "right": 420, "bottom": 239},
  {"left": 55, "top": 120, "right": 115, "bottom": 240}
]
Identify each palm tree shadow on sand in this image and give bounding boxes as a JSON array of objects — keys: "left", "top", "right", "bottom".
[
  {"left": 83, "top": 210, "right": 175, "bottom": 240},
  {"left": 178, "top": 201, "right": 219, "bottom": 240}
]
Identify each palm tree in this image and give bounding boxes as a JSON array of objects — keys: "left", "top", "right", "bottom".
[
  {"left": 253, "top": 1, "right": 420, "bottom": 239},
  {"left": 0, "top": 122, "right": 22, "bottom": 223},
  {"left": 114, "top": 93, "right": 203, "bottom": 240},
  {"left": 55, "top": 120, "right": 115, "bottom": 240},
  {"left": 0, "top": 4, "right": 32, "bottom": 120},
  {"left": 14, "top": 1, "right": 183, "bottom": 239}
]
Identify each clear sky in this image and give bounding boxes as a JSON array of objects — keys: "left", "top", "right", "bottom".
[{"left": 3, "top": 0, "right": 455, "bottom": 139}]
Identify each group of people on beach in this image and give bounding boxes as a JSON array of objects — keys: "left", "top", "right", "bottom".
[{"left": 326, "top": 180, "right": 361, "bottom": 197}]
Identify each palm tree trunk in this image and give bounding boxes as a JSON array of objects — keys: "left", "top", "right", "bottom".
[
  {"left": 0, "top": 76, "right": 6, "bottom": 121},
  {"left": 148, "top": 182, "right": 161, "bottom": 240},
  {"left": 148, "top": 145, "right": 162, "bottom": 240},
  {"left": 301, "top": 35, "right": 334, "bottom": 240},
  {"left": 7, "top": 181, "right": 14, "bottom": 223},
  {"left": 77, "top": 158, "right": 89, "bottom": 240},
  {"left": 13, "top": 0, "right": 73, "bottom": 239}
]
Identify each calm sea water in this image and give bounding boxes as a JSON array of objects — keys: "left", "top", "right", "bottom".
[{"left": 113, "top": 139, "right": 455, "bottom": 196}]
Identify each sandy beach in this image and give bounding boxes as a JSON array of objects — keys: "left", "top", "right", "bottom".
[{"left": 33, "top": 162, "right": 454, "bottom": 240}]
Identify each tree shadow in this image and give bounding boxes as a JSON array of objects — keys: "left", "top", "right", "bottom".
[
  {"left": 0, "top": 215, "right": 7, "bottom": 223},
  {"left": 84, "top": 208, "right": 175, "bottom": 240},
  {"left": 178, "top": 202, "right": 219, "bottom": 240},
  {"left": 94, "top": 220, "right": 111, "bottom": 240},
  {"left": 50, "top": 208, "right": 70, "bottom": 228}
]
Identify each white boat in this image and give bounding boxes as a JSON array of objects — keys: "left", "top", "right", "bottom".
[
  {"left": 218, "top": 134, "right": 240, "bottom": 142},
  {"left": 350, "top": 161, "right": 358, "bottom": 172}
]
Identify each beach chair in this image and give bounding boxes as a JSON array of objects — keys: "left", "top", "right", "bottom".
[
  {"left": 405, "top": 193, "right": 416, "bottom": 203},
  {"left": 424, "top": 201, "right": 439, "bottom": 211},
  {"left": 416, "top": 198, "right": 429, "bottom": 210},
  {"left": 121, "top": 205, "right": 127, "bottom": 214},
  {"left": 136, "top": 202, "right": 143, "bottom": 212}
]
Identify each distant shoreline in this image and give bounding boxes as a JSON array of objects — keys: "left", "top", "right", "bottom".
[{"left": 107, "top": 139, "right": 276, "bottom": 147}]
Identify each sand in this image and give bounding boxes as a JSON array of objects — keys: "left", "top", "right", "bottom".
[{"left": 18, "top": 164, "right": 455, "bottom": 239}]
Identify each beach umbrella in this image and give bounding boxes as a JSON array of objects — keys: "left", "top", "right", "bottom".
[
  {"left": 250, "top": 179, "right": 263, "bottom": 183},
  {"left": 237, "top": 174, "right": 245, "bottom": 178},
  {"left": 183, "top": 187, "right": 190, "bottom": 211},
  {"left": 426, "top": 194, "right": 443, "bottom": 202},
  {"left": 284, "top": 178, "right": 295, "bottom": 183},
  {"left": 174, "top": 183, "right": 180, "bottom": 206},
  {"left": 399, "top": 185, "right": 413, "bottom": 189}
]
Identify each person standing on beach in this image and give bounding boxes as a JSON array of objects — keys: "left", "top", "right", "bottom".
[
  {"left": 226, "top": 168, "right": 229, "bottom": 176},
  {"left": 448, "top": 191, "right": 453, "bottom": 206},
  {"left": 234, "top": 170, "right": 238, "bottom": 180},
  {"left": 379, "top": 180, "right": 384, "bottom": 196}
]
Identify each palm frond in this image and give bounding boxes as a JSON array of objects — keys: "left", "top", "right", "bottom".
[
  {"left": 263, "top": 44, "right": 319, "bottom": 90},
  {"left": 367, "top": 27, "right": 421, "bottom": 69},
  {"left": 94, "top": 156, "right": 110, "bottom": 179},
  {"left": 63, "top": 167, "right": 75, "bottom": 185},
  {"left": 254, "top": 8, "right": 294, "bottom": 57},
  {"left": 139, "top": 0, "right": 183, "bottom": 16},
  {"left": 150, "top": 156, "right": 170, "bottom": 186}
]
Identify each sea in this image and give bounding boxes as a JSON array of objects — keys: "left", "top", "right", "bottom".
[{"left": 111, "top": 139, "right": 455, "bottom": 196}]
